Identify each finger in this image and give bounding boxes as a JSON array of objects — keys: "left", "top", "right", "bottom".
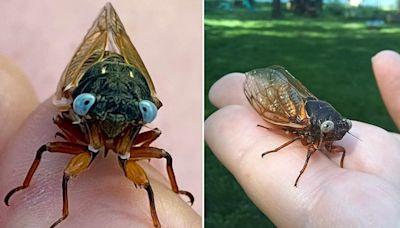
[
  {"left": 0, "top": 55, "right": 38, "bottom": 149},
  {"left": 372, "top": 50, "right": 400, "bottom": 128},
  {"left": 391, "top": 132, "right": 400, "bottom": 141},
  {"left": 324, "top": 121, "right": 400, "bottom": 187},
  {"left": 209, "top": 73, "right": 249, "bottom": 108},
  {"left": 0, "top": 99, "right": 199, "bottom": 228},
  {"left": 205, "top": 105, "right": 342, "bottom": 227}
]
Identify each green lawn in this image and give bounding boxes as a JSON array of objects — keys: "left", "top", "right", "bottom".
[{"left": 205, "top": 6, "right": 399, "bottom": 228}]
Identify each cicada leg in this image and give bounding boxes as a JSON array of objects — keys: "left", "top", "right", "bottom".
[
  {"left": 119, "top": 159, "right": 160, "bottom": 228},
  {"left": 130, "top": 147, "right": 194, "bottom": 205},
  {"left": 133, "top": 128, "right": 161, "bottom": 147},
  {"left": 261, "top": 136, "right": 303, "bottom": 158},
  {"left": 55, "top": 132, "right": 68, "bottom": 141},
  {"left": 4, "top": 142, "right": 88, "bottom": 206},
  {"left": 53, "top": 114, "right": 88, "bottom": 145},
  {"left": 325, "top": 143, "right": 346, "bottom": 168},
  {"left": 256, "top": 124, "right": 271, "bottom": 130},
  {"left": 132, "top": 129, "right": 162, "bottom": 163},
  {"left": 294, "top": 145, "right": 317, "bottom": 187},
  {"left": 50, "top": 152, "right": 95, "bottom": 228}
]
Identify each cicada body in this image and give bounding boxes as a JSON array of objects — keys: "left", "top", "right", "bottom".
[
  {"left": 244, "top": 66, "right": 351, "bottom": 186},
  {"left": 4, "top": 3, "right": 193, "bottom": 228}
]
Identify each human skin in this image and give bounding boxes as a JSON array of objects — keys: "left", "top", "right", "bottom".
[
  {"left": 0, "top": 1, "right": 201, "bottom": 227},
  {"left": 205, "top": 50, "right": 400, "bottom": 227}
]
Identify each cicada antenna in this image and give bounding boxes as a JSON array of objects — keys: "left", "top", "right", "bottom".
[{"left": 347, "top": 131, "right": 361, "bottom": 141}]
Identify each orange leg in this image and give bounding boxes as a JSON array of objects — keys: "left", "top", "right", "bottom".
[
  {"left": 130, "top": 147, "right": 194, "bottom": 205},
  {"left": 120, "top": 159, "right": 160, "bottom": 228},
  {"left": 294, "top": 145, "right": 317, "bottom": 187},
  {"left": 132, "top": 128, "right": 161, "bottom": 147},
  {"left": 256, "top": 124, "right": 271, "bottom": 130},
  {"left": 261, "top": 136, "right": 302, "bottom": 158},
  {"left": 326, "top": 143, "right": 346, "bottom": 168},
  {"left": 53, "top": 114, "right": 87, "bottom": 144},
  {"left": 55, "top": 132, "right": 68, "bottom": 141},
  {"left": 257, "top": 124, "right": 293, "bottom": 134},
  {"left": 50, "top": 152, "right": 93, "bottom": 228},
  {"left": 4, "top": 142, "right": 88, "bottom": 205}
]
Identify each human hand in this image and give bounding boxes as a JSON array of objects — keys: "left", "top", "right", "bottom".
[
  {"left": 205, "top": 50, "right": 400, "bottom": 227},
  {"left": 0, "top": 56, "right": 200, "bottom": 227}
]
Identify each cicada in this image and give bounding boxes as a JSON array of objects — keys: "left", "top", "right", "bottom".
[
  {"left": 4, "top": 3, "right": 193, "bottom": 228},
  {"left": 244, "top": 66, "right": 352, "bottom": 187}
]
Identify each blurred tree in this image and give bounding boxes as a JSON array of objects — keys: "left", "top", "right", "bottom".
[
  {"left": 290, "top": 0, "right": 323, "bottom": 16},
  {"left": 234, "top": 0, "right": 242, "bottom": 6},
  {"left": 244, "top": 0, "right": 255, "bottom": 12},
  {"left": 398, "top": 0, "right": 400, "bottom": 12},
  {"left": 272, "top": 0, "right": 282, "bottom": 17}
]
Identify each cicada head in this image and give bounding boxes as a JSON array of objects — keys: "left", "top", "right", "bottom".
[
  {"left": 305, "top": 99, "right": 352, "bottom": 142},
  {"left": 71, "top": 55, "right": 158, "bottom": 138},
  {"left": 52, "top": 2, "right": 162, "bottom": 139}
]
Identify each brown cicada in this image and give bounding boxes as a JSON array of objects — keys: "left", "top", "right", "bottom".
[
  {"left": 4, "top": 3, "right": 193, "bottom": 228},
  {"left": 244, "top": 66, "right": 352, "bottom": 187}
]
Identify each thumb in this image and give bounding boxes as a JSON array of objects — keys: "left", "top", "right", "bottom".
[{"left": 372, "top": 50, "right": 400, "bottom": 128}]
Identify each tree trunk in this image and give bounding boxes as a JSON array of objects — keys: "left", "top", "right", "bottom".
[{"left": 272, "top": 0, "right": 282, "bottom": 18}]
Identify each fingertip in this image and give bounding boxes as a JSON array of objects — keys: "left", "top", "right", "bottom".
[
  {"left": 205, "top": 105, "right": 259, "bottom": 169},
  {"left": 0, "top": 55, "right": 38, "bottom": 148},
  {"left": 371, "top": 50, "right": 400, "bottom": 127},
  {"left": 208, "top": 73, "right": 248, "bottom": 108},
  {"left": 371, "top": 50, "right": 400, "bottom": 80},
  {"left": 371, "top": 50, "right": 400, "bottom": 65}
]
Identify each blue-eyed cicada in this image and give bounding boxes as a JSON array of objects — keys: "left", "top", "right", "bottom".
[
  {"left": 4, "top": 3, "right": 193, "bottom": 227},
  {"left": 244, "top": 66, "right": 352, "bottom": 187}
]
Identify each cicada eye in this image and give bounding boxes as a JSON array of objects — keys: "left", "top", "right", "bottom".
[
  {"left": 320, "top": 120, "right": 334, "bottom": 133},
  {"left": 73, "top": 93, "right": 96, "bottom": 116},
  {"left": 139, "top": 100, "right": 157, "bottom": 123}
]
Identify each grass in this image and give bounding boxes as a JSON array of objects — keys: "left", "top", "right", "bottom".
[{"left": 205, "top": 5, "right": 399, "bottom": 228}]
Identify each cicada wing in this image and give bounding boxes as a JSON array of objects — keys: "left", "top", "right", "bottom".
[
  {"left": 54, "top": 6, "right": 109, "bottom": 110},
  {"left": 105, "top": 3, "right": 161, "bottom": 108},
  {"left": 269, "top": 66, "right": 315, "bottom": 99},
  {"left": 244, "top": 66, "right": 315, "bottom": 128},
  {"left": 53, "top": 3, "right": 161, "bottom": 111}
]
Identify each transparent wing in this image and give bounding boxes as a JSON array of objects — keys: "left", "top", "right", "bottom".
[
  {"left": 243, "top": 65, "right": 316, "bottom": 128},
  {"left": 54, "top": 3, "right": 161, "bottom": 110},
  {"left": 106, "top": 3, "right": 160, "bottom": 108}
]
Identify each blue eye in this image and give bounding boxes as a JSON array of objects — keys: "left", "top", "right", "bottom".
[
  {"left": 73, "top": 93, "right": 96, "bottom": 116},
  {"left": 139, "top": 100, "right": 157, "bottom": 123}
]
